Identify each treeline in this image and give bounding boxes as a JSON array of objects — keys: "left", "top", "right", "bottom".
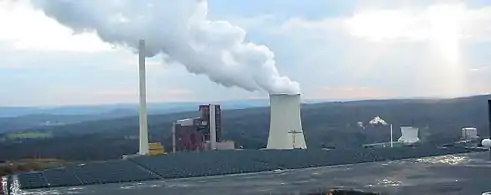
[{"left": 0, "top": 94, "right": 489, "bottom": 161}]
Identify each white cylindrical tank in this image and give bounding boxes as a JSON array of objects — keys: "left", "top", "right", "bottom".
[
  {"left": 398, "top": 126, "right": 420, "bottom": 144},
  {"left": 482, "top": 139, "right": 491, "bottom": 148},
  {"left": 267, "top": 93, "right": 307, "bottom": 149}
]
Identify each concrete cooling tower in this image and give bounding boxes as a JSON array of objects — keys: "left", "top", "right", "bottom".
[
  {"left": 398, "top": 126, "right": 420, "bottom": 145},
  {"left": 266, "top": 94, "right": 307, "bottom": 149}
]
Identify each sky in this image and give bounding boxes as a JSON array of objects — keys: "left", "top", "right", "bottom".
[{"left": 1, "top": 0, "right": 491, "bottom": 106}]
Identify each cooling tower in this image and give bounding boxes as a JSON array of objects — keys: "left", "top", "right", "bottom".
[
  {"left": 267, "top": 94, "right": 307, "bottom": 149},
  {"left": 138, "top": 40, "right": 149, "bottom": 155},
  {"left": 461, "top": 127, "right": 478, "bottom": 140},
  {"left": 398, "top": 126, "right": 420, "bottom": 145}
]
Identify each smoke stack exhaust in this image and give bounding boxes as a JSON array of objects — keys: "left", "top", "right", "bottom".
[
  {"left": 138, "top": 39, "right": 149, "bottom": 155},
  {"left": 267, "top": 94, "right": 307, "bottom": 149}
]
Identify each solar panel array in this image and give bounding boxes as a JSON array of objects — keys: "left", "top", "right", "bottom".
[{"left": 15, "top": 147, "right": 479, "bottom": 190}]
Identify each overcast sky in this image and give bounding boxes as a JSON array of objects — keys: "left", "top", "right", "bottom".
[{"left": 1, "top": 0, "right": 490, "bottom": 106}]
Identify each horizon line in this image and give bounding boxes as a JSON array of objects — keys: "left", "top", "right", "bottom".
[{"left": 1, "top": 93, "right": 490, "bottom": 108}]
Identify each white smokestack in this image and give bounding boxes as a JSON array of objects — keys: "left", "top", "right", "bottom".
[
  {"left": 31, "top": 0, "right": 300, "bottom": 95},
  {"left": 209, "top": 104, "right": 217, "bottom": 150},
  {"left": 390, "top": 124, "right": 393, "bottom": 148},
  {"left": 398, "top": 126, "right": 420, "bottom": 145},
  {"left": 172, "top": 122, "right": 176, "bottom": 153},
  {"left": 267, "top": 94, "right": 307, "bottom": 149},
  {"left": 138, "top": 39, "right": 149, "bottom": 155}
]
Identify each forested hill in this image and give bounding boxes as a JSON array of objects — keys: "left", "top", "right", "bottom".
[{"left": 0, "top": 94, "right": 489, "bottom": 161}]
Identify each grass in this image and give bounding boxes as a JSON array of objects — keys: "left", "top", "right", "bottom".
[{"left": 5, "top": 131, "right": 53, "bottom": 140}]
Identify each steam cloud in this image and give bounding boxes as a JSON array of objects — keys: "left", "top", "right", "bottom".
[
  {"left": 369, "top": 116, "right": 388, "bottom": 126},
  {"left": 29, "top": 0, "right": 300, "bottom": 94}
]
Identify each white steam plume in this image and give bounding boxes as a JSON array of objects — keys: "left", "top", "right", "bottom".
[
  {"left": 369, "top": 116, "right": 388, "bottom": 126},
  {"left": 29, "top": 0, "right": 300, "bottom": 94}
]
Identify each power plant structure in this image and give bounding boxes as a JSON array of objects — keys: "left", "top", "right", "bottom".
[
  {"left": 171, "top": 104, "right": 235, "bottom": 152},
  {"left": 267, "top": 93, "right": 307, "bottom": 149},
  {"left": 138, "top": 39, "right": 149, "bottom": 155},
  {"left": 398, "top": 126, "right": 420, "bottom": 145},
  {"left": 363, "top": 126, "right": 421, "bottom": 148},
  {"left": 461, "top": 127, "right": 479, "bottom": 140}
]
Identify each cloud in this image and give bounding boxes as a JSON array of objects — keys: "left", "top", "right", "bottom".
[
  {"left": 267, "top": 2, "right": 491, "bottom": 98},
  {"left": 469, "top": 66, "right": 491, "bottom": 72},
  {"left": 1, "top": 0, "right": 491, "bottom": 106},
  {"left": 0, "top": 0, "right": 112, "bottom": 52},
  {"left": 278, "top": 2, "right": 491, "bottom": 43}
]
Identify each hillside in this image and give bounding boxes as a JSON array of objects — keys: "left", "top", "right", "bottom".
[
  {"left": 0, "top": 99, "right": 277, "bottom": 133},
  {"left": 0, "top": 94, "right": 489, "bottom": 161}
]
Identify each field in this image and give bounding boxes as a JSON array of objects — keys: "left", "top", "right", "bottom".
[{"left": 3, "top": 131, "right": 53, "bottom": 140}]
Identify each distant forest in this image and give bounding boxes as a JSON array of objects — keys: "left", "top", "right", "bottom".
[{"left": 0, "top": 94, "right": 489, "bottom": 161}]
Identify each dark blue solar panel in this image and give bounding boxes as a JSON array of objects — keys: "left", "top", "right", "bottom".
[
  {"left": 67, "top": 160, "right": 159, "bottom": 185},
  {"left": 15, "top": 147, "right": 477, "bottom": 190},
  {"left": 17, "top": 172, "right": 48, "bottom": 189},
  {"left": 43, "top": 168, "right": 82, "bottom": 187}
]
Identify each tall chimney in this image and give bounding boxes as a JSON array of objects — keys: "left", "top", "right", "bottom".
[
  {"left": 209, "top": 104, "right": 217, "bottom": 150},
  {"left": 267, "top": 94, "right": 307, "bottom": 149},
  {"left": 138, "top": 40, "right": 149, "bottom": 155},
  {"left": 172, "top": 122, "right": 176, "bottom": 153}
]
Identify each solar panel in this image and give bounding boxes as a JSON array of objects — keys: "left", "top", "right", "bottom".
[
  {"left": 14, "top": 147, "right": 478, "bottom": 190},
  {"left": 17, "top": 172, "right": 48, "bottom": 189},
  {"left": 43, "top": 168, "right": 82, "bottom": 187}
]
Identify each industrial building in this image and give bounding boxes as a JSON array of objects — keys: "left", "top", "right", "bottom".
[{"left": 171, "top": 104, "right": 235, "bottom": 152}]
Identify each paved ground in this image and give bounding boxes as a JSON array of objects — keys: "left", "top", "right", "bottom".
[{"left": 12, "top": 152, "right": 491, "bottom": 195}]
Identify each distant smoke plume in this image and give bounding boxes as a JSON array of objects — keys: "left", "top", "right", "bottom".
[
  {"left": 30, "top": 0, "right": 300, "bottom": 94},
  {"left": 369, "top": 116, "right": 388, "bottom": 126},
  {"left": 357, "top": 121, "right": 365, "bottom": 129}
]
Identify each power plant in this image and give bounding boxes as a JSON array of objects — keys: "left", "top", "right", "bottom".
[
  {"left": 267, "top": 93, "right": 307, "bottom": 149},
  {"left": 171, "top": 104, "right": 235, "bottom": 152},
  {"left": 2, "top": 39, "right": 491, "bottom": 194},
  {"left": 131, "top": 40, "right": 307, "bottom": 156}
]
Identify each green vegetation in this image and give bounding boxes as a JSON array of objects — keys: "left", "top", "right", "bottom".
[
  {"left": 5, "top": 131, "right": 53, "bottom": 140},
  {"left": 0, "top": 94, "right": 489, "bottom": 161}
]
